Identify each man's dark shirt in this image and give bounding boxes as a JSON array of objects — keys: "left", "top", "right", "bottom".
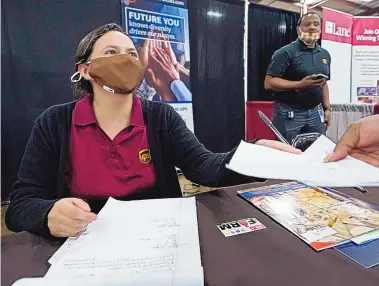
[{"left": 267, "top": 39, "right": 331, "bottom": 109}]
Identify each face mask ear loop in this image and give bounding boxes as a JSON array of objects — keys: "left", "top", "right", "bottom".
[
  {"left": 71, "top": 60, "right": 91, "bottom": 83},
  {"left": 70, "top": 71, "right": 82, "bottom": 83}
]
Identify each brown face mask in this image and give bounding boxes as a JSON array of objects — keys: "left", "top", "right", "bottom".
[{"left": 87, "top": 54, "right": 144, "bottom": 94}]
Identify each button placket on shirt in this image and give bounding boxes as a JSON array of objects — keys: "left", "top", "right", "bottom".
[{"left": 110, "top": 142, "right": 117, "bottom": 165}]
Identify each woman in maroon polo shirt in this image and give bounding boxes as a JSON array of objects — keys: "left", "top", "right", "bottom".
[{"left": 5, "top": 23, "right": 300, "bottom": 239}]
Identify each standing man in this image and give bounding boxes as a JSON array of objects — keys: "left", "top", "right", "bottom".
[{"left": 265, "top": 12, "right": 332, "bottom": 144}]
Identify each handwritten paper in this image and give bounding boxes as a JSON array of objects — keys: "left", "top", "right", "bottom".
[
  {"left": 226, "top": 136, "right": 379, "bottom": 187},
  {"left": 45, "top": 197, "right": 203, "bottom": 285}
]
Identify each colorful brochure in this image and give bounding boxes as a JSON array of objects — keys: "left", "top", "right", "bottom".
[{"left": 238, "top": 182, "right": 379, "bottom": 251}]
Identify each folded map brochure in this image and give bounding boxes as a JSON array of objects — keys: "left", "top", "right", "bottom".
[{"left": 238, "top": 182, "right": 379, "bottom": 251}]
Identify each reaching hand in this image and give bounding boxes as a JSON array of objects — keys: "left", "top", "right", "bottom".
[
  {"left": 144, "top": 30, "right": 179, "bottom": 71},
  {"left": 325, "top": 115, "right": 379, "bottom": 167},
  {"left": 160, "top": 38, "right": 190, "bottom": 86},
  {"left": 47, "top": 198, "right": 97, "bottom": 237},
  {"left": 178, "top": 64, "right": 190, "bottom": 87},
  {"left": 255, "top": 139, "right": 302, "bottom": 154},
  {"left": 162, "top": 40, "right": 179, "bottom": 71},
  {"left": 145, "top": 45, "right": 180, "bottom": 101},
  {"left": 139, "top": 39, "right": 150, "bottom": 71}
]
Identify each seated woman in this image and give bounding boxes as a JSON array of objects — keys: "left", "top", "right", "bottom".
[{"left": 5, "top": 23, "right": 300, "bottom": 239}]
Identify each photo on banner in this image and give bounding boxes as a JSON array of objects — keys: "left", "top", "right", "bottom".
[
  {"left": 351, "top": 17, "right": 379, "bottom": 104},
  {"left": 121, "top": 0, "right": 194, "bottom": 132}
]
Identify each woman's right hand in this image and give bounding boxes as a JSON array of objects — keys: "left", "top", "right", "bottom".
[{"left": 47, "top": 198, "right": 97, "bottom": 237}]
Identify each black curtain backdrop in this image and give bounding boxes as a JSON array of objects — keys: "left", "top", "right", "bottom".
[
  {"left": 1, "top": 0, "right": 245, "bottom": 201},
  {"left": 248, "top": 4, "right": 300, "bottom": 101},
  {"left": 1, "top": 0, "right": 122, "bottom": 201},
  {"left": 189, "top": 0, "right": 245, "bottom": 153}
]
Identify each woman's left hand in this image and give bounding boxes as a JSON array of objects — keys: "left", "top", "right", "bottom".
[{"left": 255, "top": 139, "right": 302, "bottom": 154}]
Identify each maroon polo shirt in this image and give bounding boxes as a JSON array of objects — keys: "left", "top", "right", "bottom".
[{"left": 68, "top": 95, "right": 156, "bottom": 199}]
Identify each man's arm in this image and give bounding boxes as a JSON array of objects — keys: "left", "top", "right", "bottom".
[
  {"left": 322, "top": 82, "right": 331, "bottom": 129},
  {"left": 265, "top": 48, "right": 295, "bottom": 91},
  {"left": 264, "top": 75, "right": 302, "bottom": 91},
  {"left": 322, "top": 82, "right": 331, "bottom": 109},
  {"left": 323, "top": 52, "right": 332, "bottom": 109}
]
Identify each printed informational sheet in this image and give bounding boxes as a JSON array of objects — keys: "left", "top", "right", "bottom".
[
  {"left": 238, "top": 182, "right": 379, "bottom": 251},
  {"left": 351, "top": 17, "right": 379, "bottom": 104},
  {"left": 217, "top": 218, "right": 266, "bottom": 237}
]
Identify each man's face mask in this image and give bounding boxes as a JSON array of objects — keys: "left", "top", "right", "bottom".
[
  {"left": 86, "top": 54, "right": 144, "bottom": 94},
  {"left": 298, "top": 29, "right": 320, "bottom": 47}
]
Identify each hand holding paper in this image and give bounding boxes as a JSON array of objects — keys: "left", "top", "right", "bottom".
[
  {"left": 325, "top": 115, "right": 379, "bottom": 167},
  {"left": 226, "top": 135, "right": 379, "bottom": 187},
  {"left": 255, "top": 139, "right": 301, "bottom": 154}
]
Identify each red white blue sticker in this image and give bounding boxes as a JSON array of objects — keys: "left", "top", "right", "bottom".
[{"left": 217, "top": 217, "right": 266, "bottom": 237}]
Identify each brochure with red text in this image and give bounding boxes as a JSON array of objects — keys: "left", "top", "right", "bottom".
[{"left": 238, "top": 182, "right": 379, "bottom": 251}]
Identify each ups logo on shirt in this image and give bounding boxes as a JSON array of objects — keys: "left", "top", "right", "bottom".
[
  {"left": 139, "top": 149, "right": 151, "bottom": 164},
  {"left": 322, "top": 58, "right": 328, "bottom": 64}
]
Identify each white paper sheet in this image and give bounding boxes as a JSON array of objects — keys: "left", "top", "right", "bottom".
[
  {"left": 226, "top": 136, "right": 379, "bottom": 187},
  {"left": 301, "top": 135, "right": 379, "bottom": 186},
  {"left": 12, "top": 267, "right": 204, "bottom": 286},
  {"left": 45, "top": 197, "right": 202, "bottom": 284}
]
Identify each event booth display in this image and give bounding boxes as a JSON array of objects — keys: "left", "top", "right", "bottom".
[
  {"left": 246, "top": 102, "right": 377, "bottom": 142},
  {"left": 2, "top": 1, "right": 378, "bottom": 202},
  {"left": 246, "top": 6, "right": 379, "bottom": 143},
  {"left": 2, "top": 1, "right": 379, "bottom": 284},
  {"left": 321, "top": 8, "right": 379, "bottom": 105}
]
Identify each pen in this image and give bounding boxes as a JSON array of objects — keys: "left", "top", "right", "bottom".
[
  {"left": 258, "top": 111, "right": 290, "bottom": 145},
  {"left": 354, "top": 185, "right": 368, "bottom": 194},
  {"left": 257, "top": 110, "right": 368, "bottom": 195}
]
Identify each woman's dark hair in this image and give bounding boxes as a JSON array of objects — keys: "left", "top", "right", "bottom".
[{"left": 73, "top": 23, "right": 130, "bottom": 98}]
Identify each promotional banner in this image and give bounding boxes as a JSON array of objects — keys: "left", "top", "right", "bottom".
[
  {"left": 121, "top": 0, "right": 194, "bottom": 132},
  {"left": 351, "top": 17, "right": 379, "bottom": 104},
  {"left": 321, "top": 8, "right": 353, "bottom": 104}
]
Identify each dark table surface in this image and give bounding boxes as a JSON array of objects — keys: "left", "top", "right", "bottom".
[{"left": 2, "top": 180, "right": 379, "bottom": 286}]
